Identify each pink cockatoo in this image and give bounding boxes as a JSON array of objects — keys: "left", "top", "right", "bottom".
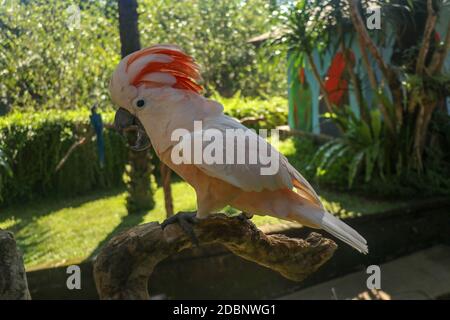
[{"left": 110, "top": 44, "right": 368, "bottom": 254}]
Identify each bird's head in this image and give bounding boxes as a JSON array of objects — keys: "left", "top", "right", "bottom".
[{"left": 109, "top": 44, "right": 203, "bottom": 151}]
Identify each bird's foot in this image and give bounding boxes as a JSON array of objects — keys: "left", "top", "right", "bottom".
[
  {"left": 161, "top": 211, "right": 199, "bottom": 246},
  {"left": 236, "top": 212, "right": 258, "bottom": 232},
  {"left": 237, "top": 211, "right": 254, "bottom": 221}
]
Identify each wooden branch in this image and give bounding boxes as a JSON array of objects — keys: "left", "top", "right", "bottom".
[
  {"left": 160, "top": 163, "right": 174, "bottom": 217},
  {"left": 306, "top": 52, "right": 335, "bottom": 113},
  {"left": 348, "top": 0, "right": 390, "bottom": 79},
  {"left": 338, "top": 26, "right": 368, "bottom": 122},
  {"left": 93, "top": 213, "right": 337, "bottom": 300},
  {"left": 429, "top": 21, "right": 450, "bottom": 74},
  {"left": 0, "top": 230, "right": 31, "bottom": 300},
  {"left": 348, "top": 0, "right": 401, "bottom": 132},
  {"left": 416, "top": 0, "right": 437, "bottom": 74},
  {"left": 239, "top": 116, "right": 266, "bottom": 127},
  {"left": 277, "top": 125, "right": 333, "bottom": 144},
  {"left": 55, "top": 131, "right": 93, "bottom": 172},
  {"left": 55, "top": 123, "right": 118, "bottom": 173}
]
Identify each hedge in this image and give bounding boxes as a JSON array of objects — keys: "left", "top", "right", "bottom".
[
  {"left": 0, "top": 109, "right": 128, "bottom": 206},
  {"left": 0, "top": 96, "right": 287, "bottom": 207}
]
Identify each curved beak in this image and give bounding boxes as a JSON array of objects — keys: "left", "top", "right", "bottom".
[{"left": 114, "top": 108, "right": 151, "bottom": 152}]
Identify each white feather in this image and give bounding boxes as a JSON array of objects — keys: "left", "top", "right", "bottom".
[{"left": 294, "top": 204, "right": 368, "bottom": 254}]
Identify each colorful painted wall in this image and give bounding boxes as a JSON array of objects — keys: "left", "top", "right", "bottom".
[{"left": 288, "top": 11, "right": 450, "bottom": 135}]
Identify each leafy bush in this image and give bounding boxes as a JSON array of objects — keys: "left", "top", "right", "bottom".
[
  {"left": 214, "top": 92, "right": 288, "bottom": 129},
  {"left": 310, "top": 107, "right": 383, "bottom": 188},
  {"left": 0, "top": 0, "right": 119, "bottom": 111},
  {"left": 139, "top": 0, "right": 286, "bottom": 97},
  {"left": 0, "top": 109, "right": 127, "bottom": 206},
  {"left": 308, "top": 107, "right": 450, "bottom": 197}
]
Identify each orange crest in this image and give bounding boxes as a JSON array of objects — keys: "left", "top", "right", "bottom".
[{"left": 126, "top": 45, "right": 203, "bottom": 94}]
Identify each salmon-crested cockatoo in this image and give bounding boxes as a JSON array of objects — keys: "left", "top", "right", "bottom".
[{"left": 110, "top": 44, "right": 368, "bottom": 254}]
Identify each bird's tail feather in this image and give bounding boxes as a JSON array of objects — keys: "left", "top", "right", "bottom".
[{"left": 291, "top": 205, "right": 368, "bottom": 254}]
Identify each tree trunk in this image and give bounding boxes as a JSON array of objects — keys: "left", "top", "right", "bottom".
[
  {"left": 118, "top": 0, "right": 141, "bottom": 58},
  {"left": 125, "top": 150, "right": 155, "bottom": 214},
  {"left": 118, "top": 0, "right": 154, "bottom": 214},
  {"left": 160, "top": 163, "right": 174, "bottom": 217},
  {"left": 0, "top": 230, "right": 31, "bottom": 300}
]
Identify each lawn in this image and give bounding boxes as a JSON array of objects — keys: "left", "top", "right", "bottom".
[{"left": 0, "top": 138, "right": 407, "bottom": 270}]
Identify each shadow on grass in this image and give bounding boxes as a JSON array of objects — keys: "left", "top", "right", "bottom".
[{"left": 84, "top": 210, "right": 147, "bottom": 262}]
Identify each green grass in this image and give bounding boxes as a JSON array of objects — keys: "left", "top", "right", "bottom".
[{"left": 0, "top": 138, "right": 407, "bottom": 270}]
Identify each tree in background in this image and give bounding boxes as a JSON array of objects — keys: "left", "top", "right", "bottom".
[
  {"left": 277, "top": 0, "right": 450, "bottom": 194},
  {"left": 118, "top": 0, "right": 155, "bottom": 214},
  {"left": 0, "top": 0, "right": 119, "bottom": 111},
  {"left": 138, "top": 0, "right": 285, "bottom": 97},
  {"left": 0, "top": 0, "right": 285, "bottom": 112}
]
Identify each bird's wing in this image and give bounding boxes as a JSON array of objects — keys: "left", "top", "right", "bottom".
[{"left": 173, "top": 113, "right": 322, "bottom": 206}]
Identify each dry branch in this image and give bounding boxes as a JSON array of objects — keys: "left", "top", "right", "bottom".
[
  {"left": 429, "top": 21, "right": 450, "bottom": 74},
  {"left": 55, "top": 131, "right": 93, "bottom": 172},
  {"left": 306, "top": 52, "right": 334, "bottom": 113},
  {"left": 348, "top": 0, "right": 402, "bottom": 131},
  {"left": 348, "top": 0, "right": 390, "bottom": 79},
  {"left": 93, "top": 213, "right": 337, "bottom": 300},
  {"left": 416, "top": 0, "right": 437, "bottom": 75}
]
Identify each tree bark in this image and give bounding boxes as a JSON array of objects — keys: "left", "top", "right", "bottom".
[
  {"left": 306, "top": 52, "right": 334, "bottom": 113},
  {"left": 125, "top": 150, "right": 155, "bottom": 213},
  {"left": 429, "top": 21, "right": 450, "bottom": 74},
  {"left": 347, "top": 0, "right": 390, "bottom": 80},
  {"left": 348, "top": 0, "right": 398, "bottom": 133},
  {"left": 93, "top": 213, "right": 337, "bottom": 300},
  {"left": 160, "top": 163, "right": 174, "bottom": 217},
  {"left": 416, "top": 0, "right": 437, "bottom": 75},
  {"left": 0, "top": 229, "right": 31, "bottom": 300},
  {"left": 118, "top": 0, "right": 141, "bottom": 58},
  {"left": 118, "top": 0, "right": 154, "bottom": 214},
  {"left": 338, "top": 26, "right": 368, "bottom": 123}
]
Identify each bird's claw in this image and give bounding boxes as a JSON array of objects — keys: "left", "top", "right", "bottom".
[
  {"left": 237, "top": 211, "right": 253, "bottom": 221},
  {"left": 161, "top": 211, "right": 199, "bottom": 246}
]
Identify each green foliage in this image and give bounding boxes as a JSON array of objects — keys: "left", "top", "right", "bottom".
[
  {"left": 0, "top": 146, "right": 12, "bottom": 201},
  {"left": 310, "top": 108, "right": 384, "bottom": 188},
  {"left": 0, "top": 0, "right": 120, "bottom": 111},
  {"left": 309, "top": 107, "right": 450, "bottom": 197},
  {"left": 139, "top": 0, "right": 286, "bottom": 97},
  {"left": 278, "top": 136, "right": 317, "bottom": 178},
  {"left": 0, "top": 109, "right": 128, "bottom": 206},
  {"left": 0, "top": 0, "right": 285, "bottom": 113},
  {"left": 213, "top": 91, "right": 288, "bottom": 129}
]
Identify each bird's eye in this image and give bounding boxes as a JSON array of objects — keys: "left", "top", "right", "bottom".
[{"left": 135, "top": 99, "right": 145, "bottom": 108}]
